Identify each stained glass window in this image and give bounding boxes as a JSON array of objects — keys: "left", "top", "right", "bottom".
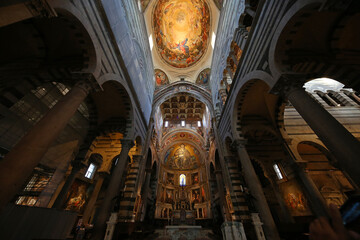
[{"left": 180, "top": 174, "right": 186, "bottom": 186}]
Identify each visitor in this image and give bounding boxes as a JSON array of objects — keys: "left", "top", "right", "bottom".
[{"left": 309, "top": 204, "right": 360, "bottom": 240}]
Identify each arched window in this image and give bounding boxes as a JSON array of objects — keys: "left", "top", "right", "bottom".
[{"left": 180, "top": 174, "right": 186, "bottom": 186}]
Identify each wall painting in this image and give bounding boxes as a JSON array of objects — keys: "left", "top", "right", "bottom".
[
  {"left": 196, "top": 68, "right": 210, "bottom": 86},
  {"left": 155, "top": 69, "right": 169, "bottom": 87},
  {"left": 64, "top": 179, "right": 93, "bottom": 213}
]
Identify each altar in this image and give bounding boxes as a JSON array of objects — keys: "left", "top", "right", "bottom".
[{"left": 164, "top": 225, "right": 203, "bottom": 240}]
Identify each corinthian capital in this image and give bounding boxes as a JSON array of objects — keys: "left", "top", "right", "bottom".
[
  {"left": 25, "top": 0, "right": 57, "bottom": 18},
  {"left": 121, "top": 139, "right": 135, "bottom": 150},
  {"left": 72, "top": 73, "right": 100, "bottom": 94},
  {"left": 232, "top": 138, "right": 247, "bottom": 150}
]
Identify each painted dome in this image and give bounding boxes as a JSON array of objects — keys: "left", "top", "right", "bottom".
[{"left": 153, "top": 0, "right": 211, "bottom": 68}]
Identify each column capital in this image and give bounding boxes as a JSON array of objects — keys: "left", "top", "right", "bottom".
[
  {"left": 270, "top": 74, "right": 310, "bottom": 98},
  {"left": 318, "top": 0, "right": 352, "bottom": 11},
  {"left": 71, "top": 160, "right": 87, "bottom": 171},
  {"left": 25, "top": 0, "right": 57, "bottom": 18},
  {"left": 232, "top": 138, "right": 247, "bottom": 149},
  {"left": 97, "top": 171, "right": 110, "bottom": 178},
  {"left": 120, "top": 139, "right": 135, "bottom": 150},
  {"left": 132, "top": 154, "right": 142, "bottom": 163},
  {"left": 224, "top": 156, "right": 236, "bottom": 164},
  {"left": 72, "top": 72, "right": 100, "bottom": 94}
]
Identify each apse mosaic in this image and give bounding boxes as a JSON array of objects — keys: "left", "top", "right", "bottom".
[
  {"left": 155, "top": 69, "right": 170, "bottom": 87},
  {"left": 164, "top": 143, "right": 200, "bottom": 170},
  {"left": 196, "top": 68, "right": 210, "bottom": 85},
  {"left": 153, "top": 0, "right": 211, "bottom": 68}
]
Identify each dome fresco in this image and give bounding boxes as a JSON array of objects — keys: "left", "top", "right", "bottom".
[{"left": 153, "top": 0, "right": 211, "bottom": 68}]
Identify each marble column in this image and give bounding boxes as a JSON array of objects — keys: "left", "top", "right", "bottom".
[
  {"left": 91, "top": 139, "right": 134, "bottom": 240},
  {"left": 229, "top": 52, "right": 239, "bottom": 66},
  {"left": 140, "top": 168, "right": 152, "bottom": 222},
  {"left": 223, "top": 76, "right": 230, "bottom": 93},
  {"left": 251, "top": 213, "right": 266, "bottom": 240},
  {"left": 215, "top": 170, "right": 232, "bottom": 221},
  {"left": 286, "top": 85, "right": 360, "bottom": 187},
  {"left": 233, "top": 26, "right": 249, "bottom": 50},
  {"left": 0, "top": 80, "right": 91, "bottom": 210},
  {"left": 83, "top": 172, "right": 107, "bottom": 224},
  {"left": 283, "top": 141, "right": 328, "bottom": 217},
  {"left": 234, "top": 139, "right": 280, "bottom": 240},
  {"left": 53, "top": 141, "right": 99, "bottom": 209},
  {"left": 52, "top": 160, "right": 86, "bottom": 209}
]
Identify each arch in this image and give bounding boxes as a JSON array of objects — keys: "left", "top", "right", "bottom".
[
  {"left": 88, "top": 153, "right": 103, "bottom": 165},
  {"left": 224, "top": 136, "right": 234, "bottom": 156},
  {"left": 214, "top": 149, "right": 222, "bottom": 171},
  {"left": 269, "top": 1, "right": 360, "bottom": 90},
  {"left": 231, "top": 74, "right": 279, "bottom": 138},
  {"left": 297, "top": 141, "right": 355, "bottom": 206},
  {"left": 268, "top": 0, "right": 323, "bottom": 77},
  {"left": 91, "top": 80, "right": 134, "bottom": 138},
  {"left": 134, "top": 136, "right": 143, "bottom": 155},
  {"left": 297, "top": 141, "right": 334, "bottom": 165},
  {"left": 0, "top": 9, "right": 100, "bottom": 92},
  {"left": 49, "top": 0, "right": 102, "bottom": 76},
  {"left": 161, "top": 129, "right": 205, "bottom": 151},
  {"left": 153, "top": 82, "right": 215, "bottom": 119}
]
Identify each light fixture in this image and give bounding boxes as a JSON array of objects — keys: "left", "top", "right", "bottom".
[
  {"left": 165, "top": 121, "right": 169, "bottom": 127},
  {"left": 197, "top": 121, "right": 201, "bottom": 127}
]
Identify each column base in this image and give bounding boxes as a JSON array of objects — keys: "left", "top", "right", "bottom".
[
  {"left": 104, "top": 212, "right": 118, "bottom": 240},
  {"left": 221, "top": 221, "right": 247, "bottom": 240}
]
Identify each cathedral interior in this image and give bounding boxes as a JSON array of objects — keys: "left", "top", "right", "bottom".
[{"left": 0, "top": 0, "right": 360, "bottom": 239}]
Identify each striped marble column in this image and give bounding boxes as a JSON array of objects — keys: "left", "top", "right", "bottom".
[
  {"left": 118, "top": 154, "right": 142, "bottom": 222},
  {"left": 224, "top": 156, "right": 251, "bottom": 222}
]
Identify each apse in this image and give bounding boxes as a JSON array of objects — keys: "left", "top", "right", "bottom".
[{"left": 153, "top": 0, "right": 211, "bottom": 68}]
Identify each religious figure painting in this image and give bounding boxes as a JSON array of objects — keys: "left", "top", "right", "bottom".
[
  {"left": 155, "top": 69, "right": 169, "bottom": 87},
  {"left": 196, "top": 68, "right": 210, "bottom": 85},
  {"left": 153, "top": 0, "right": 211, "bottom": 68},
  {"left": 192, "top": 188, "right": 202, "bottom": 203},
  {"left": 164, "top": 143, "right": 199, "bottom": 170},
  {"left": 191, "top": 173, "right": 199, "bottom": 184},
  {"left": 65, "top": 180, "right": 93, "bottom": 213},
  {"left": 167, "top": 173, "right": 175, "bottom": 185},
  {"left": 280, "top": 180, "right": 312, "bottom": 216}
]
